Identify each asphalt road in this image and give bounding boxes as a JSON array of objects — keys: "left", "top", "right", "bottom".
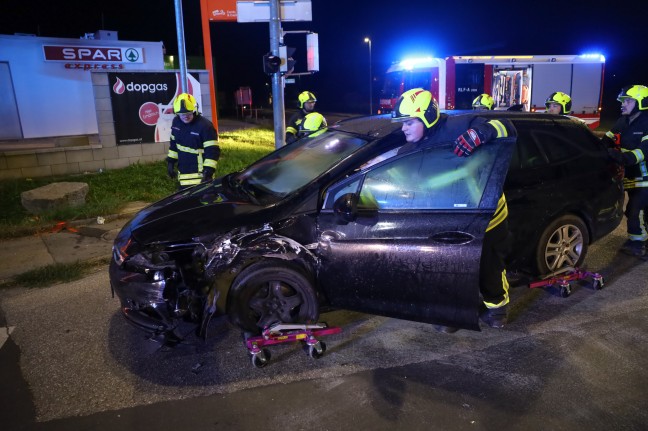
[{"left": 1, "top": 221, "right": 647, "bottom": 431}]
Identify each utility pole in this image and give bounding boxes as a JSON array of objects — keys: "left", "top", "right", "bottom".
[
  {"left": 269, "top": 0, "right": 285, "bottom": 149},
  {"left": 173, "top": 0, "right": 188, "bottom": 93}
]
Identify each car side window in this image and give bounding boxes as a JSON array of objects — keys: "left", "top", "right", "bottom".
[
  {"left": 510, "top": 130, "right": 547, "bottom": 170},
  {"left": 325, "top": 144, "right": 499, "bottom": 211},
  {"left": 530, "top": 127, "right": 581, "bottom": 163}
]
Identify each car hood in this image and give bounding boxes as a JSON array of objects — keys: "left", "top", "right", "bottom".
[{"left": 123, "top": 179, "right": 276, "bottom": 245}]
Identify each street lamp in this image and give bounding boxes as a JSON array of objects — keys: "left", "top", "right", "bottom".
[{"left": 364, "top": 37, "right": 372, "bottom": 115}]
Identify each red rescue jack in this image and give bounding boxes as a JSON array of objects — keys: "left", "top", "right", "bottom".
[
  {"left": 529, "top": 267, "right": 604, "bottom": 298},
  {"left": 245, "top": 323, "right": 341, "bottom": 368}
]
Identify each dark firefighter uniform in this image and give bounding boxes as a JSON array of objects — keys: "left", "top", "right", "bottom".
[
  {"left": 397, "top": 113, "right": 515, "bottom": 311},
  {"left": 167, "top": 115, "right": 220, "bottom": 188},
  {"left": 606, "top": 108, "right": 648, "bottom": 244}
]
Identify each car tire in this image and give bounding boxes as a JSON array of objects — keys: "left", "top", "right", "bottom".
[
  {"left": 535, "top": 214, "right": 589, "bottom": 276},
  {"left": 228, "top": 261, "right": 319, "bottom": 333}
]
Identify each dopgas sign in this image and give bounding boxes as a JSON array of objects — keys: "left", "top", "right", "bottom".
[{"left": 43, "top": 45, "right": 144, "bottom": 71}]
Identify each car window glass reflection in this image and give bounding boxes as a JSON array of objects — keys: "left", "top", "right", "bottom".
[
  {"left": 237, "top": 132, "right": 368, "bottom": 200},
  {"left": 359, "top": 144, "right": 497, "bottom": 210}
]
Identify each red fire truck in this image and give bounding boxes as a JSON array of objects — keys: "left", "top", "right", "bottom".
[{"left": 379, "top": 54, "right": 605, "bottom": 129}]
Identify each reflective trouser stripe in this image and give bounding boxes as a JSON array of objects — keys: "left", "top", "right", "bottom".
[
  {"left": 178, "top": 172, "right": 202, "bottom": 186},
  {"left": 486, "top": 194, "right": 508, "bottom": 232},
  {"left": 623, "top": 179, "right": 648, "bottom": 188},
  {"left": 204, "top": 159, "right": 218, "bottom": 169},
  {"left": 483, "top": 270, "right": 510, "bottom": 308}
]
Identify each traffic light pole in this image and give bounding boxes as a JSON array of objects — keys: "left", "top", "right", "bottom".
[
  {"left": 269, "top": 0, "right": 286, "bottom": 149},
  {"left": 173, "top": 0, "right": 188, "bottom": 93}
]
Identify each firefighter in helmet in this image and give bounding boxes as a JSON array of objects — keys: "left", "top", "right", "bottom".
[
  {"left": 472, "top": 93, "right": 495, "bottom": 110},
  {"left": 392, "top": 88, "right": 516, "bottom": 330},
  {"left": 286, "top": 91, "right": 325, "bottom": 144},
  {"left": 604, "top": 85, "right": 648, "bottom": 256},
  {"left": 545, "top": 91, "right": 572, "bottom": 115},
  {"left": 167, "top": 93, "right": 220, "bottom": 189}
]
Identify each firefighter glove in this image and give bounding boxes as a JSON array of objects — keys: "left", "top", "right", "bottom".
[
  {"left": 167, "top": 160, "right": 177, "bottom": 179},
  {"left": 602, "top": 131, "right": 621, "bottom": 148},
  {"left": 607, "top": 147, "right": 624, "bottom": 164},
  {"left": 454, "top": 128, "right": 486, "bottom": 157},
  {"left": 202, "top": 167, "right": 215, "bottom": 182}
]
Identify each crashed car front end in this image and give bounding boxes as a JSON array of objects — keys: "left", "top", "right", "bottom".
[{"left": 110, "top": 221, "right": 319, "bottom": 338}]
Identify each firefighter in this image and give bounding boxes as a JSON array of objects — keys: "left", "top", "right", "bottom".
[
  {"left": 392, "top": 88, "right": 516, "bottom": 329},
  {"left": 298, "top": 112, "right": 328, "bottom": 139},
  {"left": 604, "top": 85, "right": 648, "bottom": 256},
  {"left": 166, "top": 93, "right": 220, "bottom": 189},
  {"left": 545, "top": 91, "right": 572, "bottom": 115},
  {"left": 286, "top": 91, "right": 324, "bottom": 144},
  {"left": 472, "top": 93, "right": 495, "bottom": 110}
]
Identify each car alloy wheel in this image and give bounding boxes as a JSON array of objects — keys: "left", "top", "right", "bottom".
[{"left": 535, "top": 214, "right": 589, "bottom": 276}]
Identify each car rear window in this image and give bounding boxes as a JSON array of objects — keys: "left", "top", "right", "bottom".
[{"left": 510, "top": 118, "right": 601, "bottom": 170}]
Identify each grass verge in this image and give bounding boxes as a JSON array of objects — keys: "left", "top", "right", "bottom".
[{"left": 0, "top": 127, "right": 275, "bottom": 239}]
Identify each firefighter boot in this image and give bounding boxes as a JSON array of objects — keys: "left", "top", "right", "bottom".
[
  {"left": 621, "top": 239, "right": 646, "bottom": 257},
  {"left": 481, "top": 304, "right": 508, "bottom": 329}
]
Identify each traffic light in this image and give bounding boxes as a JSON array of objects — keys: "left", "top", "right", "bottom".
[
  {"left": 279, "top": 46, "right": 296, "bottom": 74},
  {"left": 263, "top": 53, "right": 281, "bottom": 74},
  {"left": 307, "top": 33, "right": 319, "bottom": 72}
]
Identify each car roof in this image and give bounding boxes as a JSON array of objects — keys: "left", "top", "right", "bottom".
[{"left": 331, "top": 111, "right": 588, "bottom": 138}]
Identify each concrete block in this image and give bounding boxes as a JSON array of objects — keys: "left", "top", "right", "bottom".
[
  {"left": 99, "top": 134, "right": 117, "bottom": 148},
  {"left": 51, "top": 163, "right": 81, "bottom": 176},
  {"left": 91, "top": 72, "right": 109, "bottom": 85},
  {"left": 98, "top": 122, "right": 116, "bottom": 137},
  {"left": 95, "top": 97, "right": 112, "bottom": 111},
  {"left": 22, "top": 165, "right": 52, "bottom": 178},
  {"left": 105, "top": 158, "right": 129, "bottom": 170},
  {"left": 87, "top": 135, "right": 101, "bottom": 145},
  {"left": 65, "top": 149, "right": 94, "bottom": 163},
  {"left": 79, "top": 160, "right": 105, "bottom": 173},
  {"left": 0, "top": 168, "right": 22, "bottom": 180},
  {"left": 6, "top": 154, "right": 38, "bottom": 169},
  {"left": 118, "top": 145, "right": 143, "bottom": 158},
  {"left": 21, "top": 182, "right": 89, "bottom": 214},
  {"left": 93, "top": 85, "right": 110, "bottom": 99},
  {"left": 96, "top": 109, "right": 114, "bottom": 124},
  {"left": 37, "top": 152, "right": 67, "bottom": 166},
  {"left": 93, "top": 146, "right": 119, "bottom": 161},
  {"left": 142, "top": 142, "right": 166, "bottom": 156}
]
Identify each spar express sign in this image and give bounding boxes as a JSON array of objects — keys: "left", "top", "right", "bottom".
[{"left": 43, "top": 45, "right": 144, "bottom": 71}]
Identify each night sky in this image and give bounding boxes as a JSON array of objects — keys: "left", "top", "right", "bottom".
[{"left": 2, "top": 0, "right": 647, "bottom": 123}]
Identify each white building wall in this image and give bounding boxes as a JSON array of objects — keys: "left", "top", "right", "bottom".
[{"left": 0, "top": 34, "right": 164, "bottom": 139}]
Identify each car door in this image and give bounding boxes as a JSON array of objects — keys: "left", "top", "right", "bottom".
[{"left": 316, "top": 140, "right": 514, "bottom": 330}]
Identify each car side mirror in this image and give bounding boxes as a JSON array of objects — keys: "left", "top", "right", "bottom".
[{"left": 333, "top": 193, "right": 358, "bottom": 224}]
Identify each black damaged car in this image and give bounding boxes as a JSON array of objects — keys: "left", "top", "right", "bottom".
[{"left": 109, "top": 112, "right": 623, "bottom": 339}]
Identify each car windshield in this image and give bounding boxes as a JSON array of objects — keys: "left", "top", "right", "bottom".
[{"left": 233, "top": 130, "right": 369, "bottom": 202}]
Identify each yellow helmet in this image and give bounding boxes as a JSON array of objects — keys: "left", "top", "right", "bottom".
[
  {"left": 617, "top": 85, "right": 648, "bottom": 111},
  {"left": 472, "top": 93, "right": 494, "bottom": 110},
  {"left": 173, "top": 93, "right": 198, "bottom": 114},
  {"left": 545, "top": 91, "right": 572, "bottom": 114},
  {"left": 300, "top": 112, "right": 327, "bottom": 137},
  {"left": 298, "top": 91, "right": 317, "bottom": 109},
  {"left": 391, "top": 88, "right": 440, "bottom": 129}
]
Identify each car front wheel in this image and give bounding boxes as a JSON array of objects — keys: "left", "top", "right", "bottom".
[
  {"left": 535, "top": 215, "right": 589, "bottom": 276},
  {"left": 228, "top": 261, "right": 319, "bottom": 333}
]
